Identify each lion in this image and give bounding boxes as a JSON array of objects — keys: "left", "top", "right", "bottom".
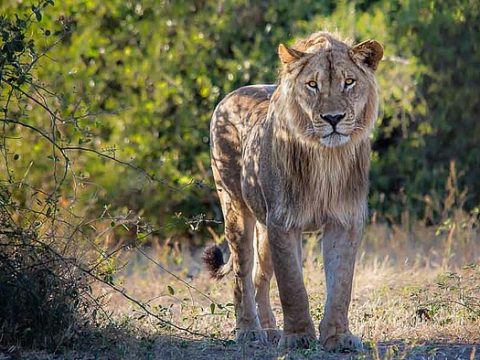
[{"left": 203, "top": 31, "right": 383, "bottom": 351}]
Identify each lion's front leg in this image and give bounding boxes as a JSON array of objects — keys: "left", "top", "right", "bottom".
[
  {"left": 267, "top": 221, "right": 316, "bottom": 349},
  {"left": 254, "top": 223, "right": 281, "bottom": 344},
  {"left": 319, "top": 222, "right": 363, "bottom": 352}
]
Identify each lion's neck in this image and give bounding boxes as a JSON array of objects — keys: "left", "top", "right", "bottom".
[{"left": 271, "top": 115, "right": 370, "bottom": 229}]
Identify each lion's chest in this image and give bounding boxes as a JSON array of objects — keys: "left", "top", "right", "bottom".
[
  {"left": 278, "top": 165, "right": 365, "bottom": 229},
  {"left": 241, "top": 139, "right": 368, "bottom": 230}
]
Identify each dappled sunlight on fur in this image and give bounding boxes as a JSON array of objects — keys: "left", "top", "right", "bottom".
[{"left": 206, "top": 31, "right": 384, "bottom": 351}]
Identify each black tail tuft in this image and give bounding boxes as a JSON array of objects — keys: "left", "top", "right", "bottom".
[{"left": 202, "top": 244, "right": 225, "bottom": 278}]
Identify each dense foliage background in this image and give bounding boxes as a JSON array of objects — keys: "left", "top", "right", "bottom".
[{"left": 1, "top": 0, "right": 479, "bottom": 243}]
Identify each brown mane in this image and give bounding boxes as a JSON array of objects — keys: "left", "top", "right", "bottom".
[{"left": 271, "top": 31, "right": 379, "bottom": 228}]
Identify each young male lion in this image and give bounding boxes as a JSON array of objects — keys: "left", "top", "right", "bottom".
[{"left": 203, "top": 31, "right": 383, "bottom": 351}]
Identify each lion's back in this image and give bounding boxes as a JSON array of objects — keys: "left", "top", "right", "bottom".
[
  {"left": 210, "top": 84, "right": 276, "bottom": 204},
  {"left": 212, "top": 85, "right": 276, "bottom": 128}
]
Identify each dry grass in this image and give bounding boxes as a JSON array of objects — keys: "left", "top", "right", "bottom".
[
  {"left": 5, "top": 218, "right": 479, "bottom": 359},
  {"left": 93, "top": 220, "right": 479, "bottom": 359}
]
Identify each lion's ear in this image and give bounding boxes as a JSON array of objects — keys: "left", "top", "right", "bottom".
[
  {"left": 278, "top": 44, "right": 306, "bottom": 65},
  {"left": 350, "top": 40, "right": 383, "bottom": 71}
]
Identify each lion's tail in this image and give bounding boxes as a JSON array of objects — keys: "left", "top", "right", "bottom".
[{"left": 202, "top": 244, "right": 232, "bottom": 279}]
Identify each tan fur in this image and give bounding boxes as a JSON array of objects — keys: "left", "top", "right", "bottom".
[{"left": 207, "top": 31, "right": 383, "bottom": 350}]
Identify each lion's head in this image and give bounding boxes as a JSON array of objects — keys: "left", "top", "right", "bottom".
[{"left": 276, "top": 32, "right": 383, "bottom": 148}]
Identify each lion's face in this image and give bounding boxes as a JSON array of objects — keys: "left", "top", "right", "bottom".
[{"left": 278, "top": 34, "right": 383, "bottom": 148}]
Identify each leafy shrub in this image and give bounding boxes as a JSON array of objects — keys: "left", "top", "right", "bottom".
[
  {"left": 0, "top": 214, "right": 94, "bottom": 350},
  {"left": 0, "top": 2, "right": 100, "bottom": 351}
]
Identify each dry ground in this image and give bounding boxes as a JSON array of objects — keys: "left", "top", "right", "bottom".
[{"left": 4, "top": 221, "right": 480, "bottom": 359}]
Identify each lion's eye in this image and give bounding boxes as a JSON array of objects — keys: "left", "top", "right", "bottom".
[
  {"left": 307, "top": 81, "right": 318, "bottom": 89},
  {"left": 344, "top": 78, "right": 356, "bottom": 88}
]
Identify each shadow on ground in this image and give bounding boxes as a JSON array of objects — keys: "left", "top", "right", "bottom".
[
  {"left": 153, "top": 337, "right": 478, "bottom": 360},
  {"left": 1, "top": 336, "right": 478, "bottom": 359}
]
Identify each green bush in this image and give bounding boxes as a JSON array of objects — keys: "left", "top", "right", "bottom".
[
  {"left": 1, "top": 0, "right": 479, "bottom": 241},
  {"left": 0, "top": 3, "right": 99, "bottom": 351}
]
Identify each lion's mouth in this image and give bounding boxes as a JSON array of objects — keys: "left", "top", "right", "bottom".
[
  {"left": 320, "top": 131, "right": 351, "bottom": 147},
  {"left": 322, "top": 131, "right": 348, "bottom": 139}
]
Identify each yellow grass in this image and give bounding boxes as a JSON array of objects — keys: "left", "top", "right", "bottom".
[{"left": 84, "top": 220, "right": 480, "bottom": 359}]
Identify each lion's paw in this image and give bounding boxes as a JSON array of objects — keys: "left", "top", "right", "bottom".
[
  {"left": 236, "top": 328, "right": 268, "bottom": 346},
  {"left": 278, "top": 332, "right": 316, "bottom": 350},
  {"left": 320, "top": 332, "right": 363, "bottom": 352}
]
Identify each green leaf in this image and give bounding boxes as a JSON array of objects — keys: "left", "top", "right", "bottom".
[
  {"left": 210, "top": 302, "right": 215, "bottom": 314},
  {"left": 167, "top": 285, "right": 175, "bottom": 295}
]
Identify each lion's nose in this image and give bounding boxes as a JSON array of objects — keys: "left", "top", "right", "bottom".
[{"left": 321, "top": 113, "right": 345, "bottom": 127}]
